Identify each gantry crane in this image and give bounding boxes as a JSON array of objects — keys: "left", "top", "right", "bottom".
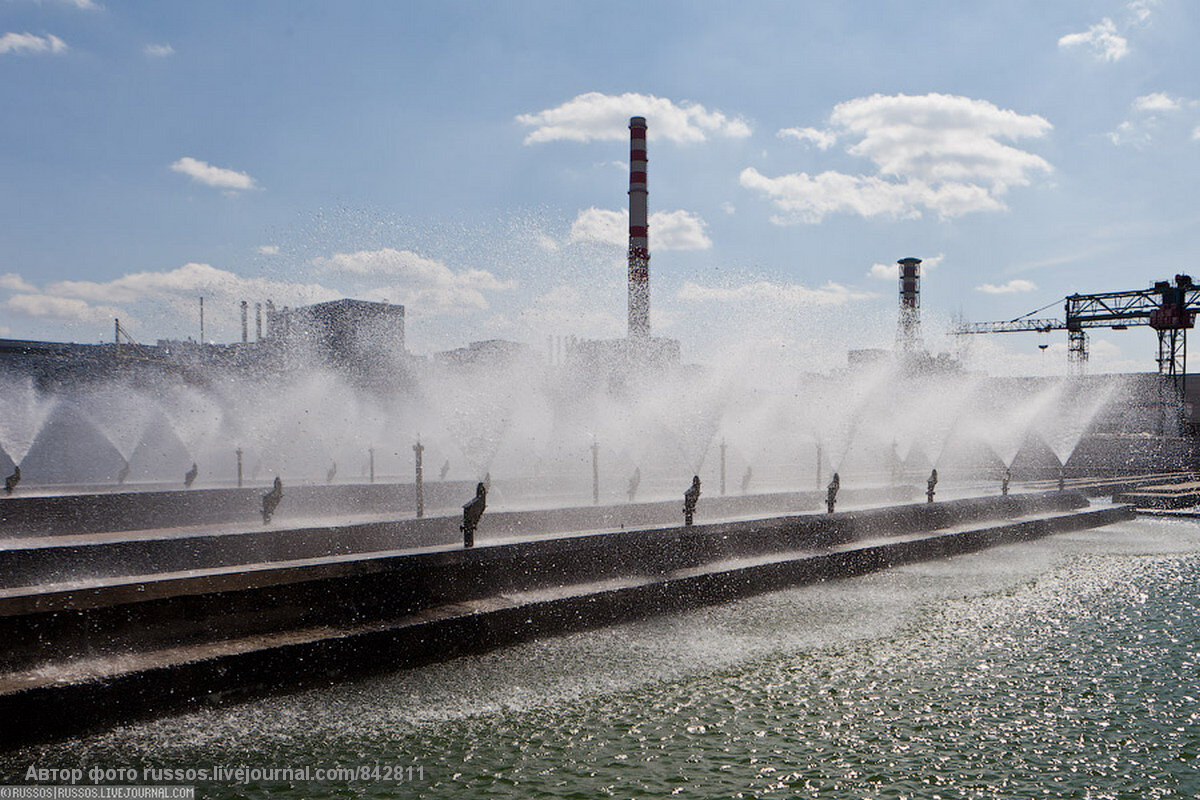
[{"left": 954, "top": 274, "right": 1199, "bottom": 397}]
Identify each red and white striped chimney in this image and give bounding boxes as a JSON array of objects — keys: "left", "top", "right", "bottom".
[{"left": 628, "top": 116, "right": 650, "bottom": 339}]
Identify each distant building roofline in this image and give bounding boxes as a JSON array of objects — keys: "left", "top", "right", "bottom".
[{"left": 299, "top": 298, "right": 405, "bottom": 314}]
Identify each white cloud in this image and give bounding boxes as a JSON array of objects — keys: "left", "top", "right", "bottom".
[
  {"left": 170, "top": 157, "right": 258, "bottom": 191},
  {"left": 567, "top": 207, "right": 712, "bottom": 250},
  {"left": 743, "top": 94, "right": 1051, "bottom": 223},
  {"left": 740, "top": 167, "right": 1003, "bottom": 223},
  {"left": 312, "top": 248, "right": 514, "bottom": 313},
  {"left": 868, "top": 262, "right": 895, "bottom": 280},
  {"left": 0, "top": 32, "right": 67, "bottom": 55},
  {"left": 869, "top": 253, "right": 944, "bottom": 280},
  {"left": 1193, "top": 125, "right": 1200, "bottom": 141},
  {"left": 1133, "top": 92, "right": 1181, "bottom": 112},
  {"left": 1127, "top": 0, "right": 1158, "bottom": 25},
  {"left": 833, "top": 94, "right": 1052, "bottom": 187},
  {"left": 650, "top": 210, "right": 713, "bottom": 250},
  {"left": 0, "top": 273, "right": 38, "bottom": 293},
  {"left": 6, "top": 293, "right": 120, "bottom": 325},
  {"left": 778, "top": 126, "right": 836, "bottom": 149},
  {"left": 4, "top": 263, "right": 347, "bottom": 337},
  {"left": 0, "top": 258, "right": 516, "bottom": 340},
  {"left": 976, "top": 279, "right": 1038, "bottom": 294},
  {"left": 567, "top": 208, "right": 624, "bottom": 246},
  {"left": 257, "top": 245, "right": 280, "bottom": 256},
  {"left": 516, "top": 92, "right": 751, "bottom": 144},
  {"left": 1110, "top": 93, "right": 1194, "bottom": 146},
  {"left": 144, "top": 43, "right": 174, "bottom": 58},
  {"left": 46, "top": 262, "right": 335, "bottom": 307},
  {"left": 922, "top": 253, "right": 946, "bottom": 272},
  {"left": 1108, "top": 119, "right": 1146, "bottom": 146},
  {"left": 677, "top": 280, "right": 873, "bottom": 308},
  {"left": 1058, "top": 18, "right": 1129, "bottom": 62},
  {"left": 721, "top": 202, "right": 736, "bottom": 215}
]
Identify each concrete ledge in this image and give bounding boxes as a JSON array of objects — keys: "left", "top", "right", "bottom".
[
  {"left": 0, "top": 494, "right": 1088, "bottom": 676},
  {"left": 0, "top": 481, "right": 912, "bottom": 540},
  {"left": 0, "top": 481, "right": 477, "bottom": 537},
  {"left": 1114, "top": 480, "right": 1200, "bottom": 509},
  {"left": 0, "top": 500, "right": 1131, "bottom": 748},
  {"left": 0, "top": 492, "right": 1082, "bottom": 619},
  {"left": 0, "top": 487, "right": 920, "bottom": 587}
]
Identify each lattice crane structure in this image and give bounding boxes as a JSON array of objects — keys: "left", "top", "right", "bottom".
[{"left": 954, "top": 274, "right": 1199, "bottom": 397}]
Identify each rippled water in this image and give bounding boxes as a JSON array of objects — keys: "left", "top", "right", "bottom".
[{"left": 5, "top": 517, "right": 1200, "bottom": 798}]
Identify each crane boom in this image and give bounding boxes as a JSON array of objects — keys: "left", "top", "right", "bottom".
[{"left": 955, "top": 318, "right": 1062, "bottom": 335}]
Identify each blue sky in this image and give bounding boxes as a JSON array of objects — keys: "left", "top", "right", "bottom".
[{"left": 1, "top": 0, "right": 1198, "bottom": 374}]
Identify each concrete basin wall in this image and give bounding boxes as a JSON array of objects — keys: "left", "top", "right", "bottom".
[
  {"left": 0, "top": 481, "right": 477, "bottom": 537},
  {"left": 0, "top": 487, "right": 922, "bottom": 587},
  {"left": 0, "top": 492, "right": 1086, "bottom": 673},
  {"left": 0, "top": 496, "right": 1130, "bottom": 748},
  {"left": 0, "top": 481, "right": 910, "bottom": 538}
]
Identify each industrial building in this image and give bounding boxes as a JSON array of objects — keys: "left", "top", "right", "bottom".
[
  {"left": 434, "top": 339, "right": 534, "bottom": 369},
  {"left": 266, "top": 298, "right": 406, "bottom": 372},
  {"left": 0, "top": 297, "right": 408, "bottom": 389}
]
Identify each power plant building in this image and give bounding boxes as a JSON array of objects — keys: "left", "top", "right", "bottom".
[{"left": 268, "top": 299, "right": 406, "bottom": 366}]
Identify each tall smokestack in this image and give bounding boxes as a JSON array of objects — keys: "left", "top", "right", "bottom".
[
  {"left": 897, "top": 257, "right": 922, "bottom": 352},
  {"left": 628, "top": 116, "right": 650, "bottom": 339},
  {"left": 240, "top": 300, "right": 249, "bottom": 343}
]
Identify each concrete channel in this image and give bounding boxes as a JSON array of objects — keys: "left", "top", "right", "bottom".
[{"left": 0, "top": 491, "right": 1132, "bottom": 747}]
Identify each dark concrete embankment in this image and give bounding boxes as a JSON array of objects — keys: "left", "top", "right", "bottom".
[
  {"left": 0, "top": 492, "right": 1131, "bottom": 747},
  {"left": 0, "top": 486, "right": 916, "bottom": 587},
  {"left": 1114, "top": 479, "right": 1200, "bottom": 509},
  {"left": 0, "top": 481, "right": 476, "bottom": 537},
  {"left": 0, "top": 482, "right": 915, "bottom": 539}
]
